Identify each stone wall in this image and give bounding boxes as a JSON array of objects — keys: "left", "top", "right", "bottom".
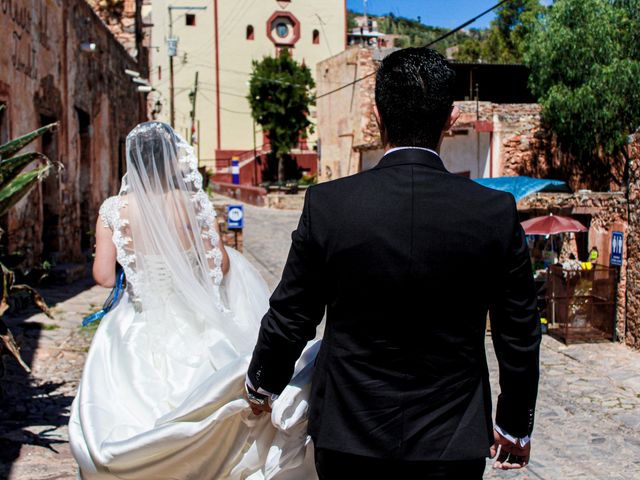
[
  {"left": 519, "top": 192, "right": 629, "bottom": 341},
  {"left": 0, "top": 0, "right": 146, "bottom": 269},
  {"left": 316, "top": 47, "right": 378, "bottom": 181},
  {"left": 497, "top": 105, "right": 626, "bottom": 193},
  {"left": 86, "top": 0, "right": 148, "bottom": 75},
  {"left": 212, "top": 204, "right": 243, "bottom": 253},
  {"left": 266, "top": 192, "right": 306, "bottom": 210},
  {"left": 625, "top": 133, "right": 640, "bottom": 349}
]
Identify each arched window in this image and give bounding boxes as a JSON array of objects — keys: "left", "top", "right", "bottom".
[
  {"left": 312, "top": 29, "right": 320, "bottom": 45},
  {"left": 246, "top": 25, "right": 254, "bottom": 40}
]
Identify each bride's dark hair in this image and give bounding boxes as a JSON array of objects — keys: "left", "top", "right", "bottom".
[{"left": 126, "top": 121, "right": 182, "bottom": 192}]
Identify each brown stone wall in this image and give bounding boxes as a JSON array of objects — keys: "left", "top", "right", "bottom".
[
  {"left": 519, "top": 192, "right": 629, "bottom": 340},
  {"left": 0, "top": 0, "right": 146, "bottom": 269},
  {"left": 86, "top": 0, "right": 148, "bottom": 74},
  {"left": 497, "top": 105, "right": 625, "bottom": 192},
  {"left": 625, "top": 133, "right": 640, "bottom": 349}
]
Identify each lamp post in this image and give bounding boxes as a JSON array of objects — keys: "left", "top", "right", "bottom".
[{"left": 167, "top": 5, "right": 207, "bottom": 129}]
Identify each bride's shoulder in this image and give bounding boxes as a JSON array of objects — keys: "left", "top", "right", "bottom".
[{"left": 98, "top": 196, "right": 122, "bottom": 229}]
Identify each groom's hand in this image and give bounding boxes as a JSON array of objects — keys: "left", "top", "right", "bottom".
[
  {"left": 490, "top": 430, "right": 531, "bottom": 470},
  {"left": 244, "top": 384, "right": 272, "bottom": 416}
]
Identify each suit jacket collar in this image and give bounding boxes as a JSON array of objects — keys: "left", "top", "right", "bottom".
[{"left": 373, "top": 147, "right": 448, "bottom": 173}]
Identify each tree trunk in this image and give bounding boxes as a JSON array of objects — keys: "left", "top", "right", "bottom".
[{"left": 277, "top": 154, "right": 285, "bottom": 183}]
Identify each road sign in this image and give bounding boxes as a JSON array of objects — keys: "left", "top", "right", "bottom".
[
  {"left": 610, "top": 231, "right": 624, "bottom": 267},
  {"left": 167, "top": 37, "right": 178, "bottom": 57},
  {"left": 227, "top": 205, "right": 244, "bottom": 229}
]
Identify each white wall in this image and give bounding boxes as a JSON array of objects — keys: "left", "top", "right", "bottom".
[{"left": 440, "top": 131, "right": 491, "bottom": 178}]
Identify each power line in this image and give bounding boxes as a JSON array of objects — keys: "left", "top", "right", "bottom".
[
  {"left": 198, "top": 91, "right": 251, "bottom": 115},
  {"left": 314, "top": 0, "right": 511, "bottom": 100},
  {"left": 162, "top": 0, "right": 510, "bottom": 110}
]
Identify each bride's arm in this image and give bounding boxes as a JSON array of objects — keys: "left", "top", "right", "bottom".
[
  {"left": 93, "top": 216, "right": 117, "bottom": 287},
  {"left": 213, "top": 218, "right": 230, "bottom": 275}
]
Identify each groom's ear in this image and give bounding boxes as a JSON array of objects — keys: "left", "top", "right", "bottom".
[
  {"left": 443, "top": 105, "right": 460, "bottom": 133},
  {"left": 374, "top": 105, "right": 388, "bottom": 147}
]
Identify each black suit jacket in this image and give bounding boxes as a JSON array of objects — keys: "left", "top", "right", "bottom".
[{"left": 248, "top": 148, "right": 541, "bottom": 461}]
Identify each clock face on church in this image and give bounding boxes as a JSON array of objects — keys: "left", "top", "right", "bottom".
[{"left": 267, "top": 11, "right": 300, "bottom": 46}]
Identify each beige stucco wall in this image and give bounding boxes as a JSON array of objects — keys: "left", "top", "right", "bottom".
[{"left": 149, "top": 0, "right": 346, "bottom": 168}]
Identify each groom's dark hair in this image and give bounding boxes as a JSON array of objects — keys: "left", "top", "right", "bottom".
[{"left": 375, "top": 47, "right": 456, "bottom": 149}]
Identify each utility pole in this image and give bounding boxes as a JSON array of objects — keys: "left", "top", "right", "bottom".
[
  {"left": 252, "top": 117, "right": 258, "bottom": 186},
  {"left": 168, "top": 6, "right": 177, "bottom": 128},
  {"left": 167, "top": 5, "right": 207, "bottom": 129},
  {"left": 197, "top": 120, "right": 201, "bottom": 162},
  {"left": 189, "top": 71, "right": 199, "bottom": 145}
]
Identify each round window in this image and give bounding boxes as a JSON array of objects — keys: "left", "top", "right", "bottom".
[{"left": 276, "top": 22, "right": 289, "bottom": 38}]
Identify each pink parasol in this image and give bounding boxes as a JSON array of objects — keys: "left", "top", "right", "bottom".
[{"left": 521, "top": 215, "right": 588, "bottom": 235}]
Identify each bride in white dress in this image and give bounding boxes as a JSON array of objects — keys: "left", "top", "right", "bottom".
[{"left": 69, "top": 122, "right": 318, "bottom": 479}]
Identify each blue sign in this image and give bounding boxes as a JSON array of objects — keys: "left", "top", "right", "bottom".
[
  {"left": 610, "top": 231, "right": 624, "bottom": 267},
  {"left": 227, "top": 205, "right": 244, "bottom": 229},
  {"left": 231, "top": 158, "right": 240, "bottom": 185}
]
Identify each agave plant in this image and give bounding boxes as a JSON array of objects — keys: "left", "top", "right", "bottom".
[{"left": 0, "top": 104, "right": 58, "bottom": 374}]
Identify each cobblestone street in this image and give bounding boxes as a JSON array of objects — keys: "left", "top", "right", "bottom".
[{"left": 1, "top": 201, "right": 639, "bottom": 479}]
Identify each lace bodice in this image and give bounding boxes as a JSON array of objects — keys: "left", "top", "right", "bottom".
[
  {"left": 98, "top": 196, "right": 120, "bottom": 230},
  {"left": 98, "top": 192, "right": 224, "bottom": 311}
]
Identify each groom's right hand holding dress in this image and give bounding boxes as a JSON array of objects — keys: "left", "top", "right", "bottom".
[{"left": 489, "top": 199, "right": 541, "bottom": 470}]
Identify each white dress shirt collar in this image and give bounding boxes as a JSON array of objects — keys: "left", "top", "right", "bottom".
[{"left": 383, "top": 146, "right": 441, "bottom": 158}]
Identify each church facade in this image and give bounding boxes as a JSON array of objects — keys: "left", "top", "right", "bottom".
[{"left": 149, "top": 0, "right": 347, "bottom": 175}]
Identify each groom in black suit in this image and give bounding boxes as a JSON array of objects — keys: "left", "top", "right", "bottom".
[{"left": 246, "top": 47, "right": 541, "bottom": 478}]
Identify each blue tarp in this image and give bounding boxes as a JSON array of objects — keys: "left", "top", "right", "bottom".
[{"left": 474, "top": 176, "right": 570, "bottom": 201}]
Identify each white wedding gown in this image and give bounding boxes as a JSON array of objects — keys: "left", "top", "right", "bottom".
[
  {"left": 69, "top": 244, "right": 319, "bottom": 480},
  {"left": 69, "top": 123, "right": 319, "bottom": 480}
]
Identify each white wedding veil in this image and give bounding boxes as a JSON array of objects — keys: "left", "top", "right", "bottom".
[{"left": 112, "top": 121, "right": 262, "bottom": 360}]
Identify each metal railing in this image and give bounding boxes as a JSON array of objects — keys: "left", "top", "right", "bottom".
[{"left": 546, "top": 265, "right": 617, "bottom": 344}]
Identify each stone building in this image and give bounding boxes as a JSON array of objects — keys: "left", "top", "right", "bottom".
[
  {"left": 0, "top": 0, "right": 147, "bottom": 272},
  {"left": 87, "top": 0, "right": 149, "bottom": 70},
  {"left": 315, "top": 47, "right": 540, "bottom": 182}
]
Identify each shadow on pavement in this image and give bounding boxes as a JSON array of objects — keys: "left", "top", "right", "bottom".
[{"left": 0, "top": 274, "right": 96, "bottom": 478}]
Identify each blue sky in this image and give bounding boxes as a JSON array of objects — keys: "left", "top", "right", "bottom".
[{"left": 346, "top": 0, "right": 553, "bottom": 29}]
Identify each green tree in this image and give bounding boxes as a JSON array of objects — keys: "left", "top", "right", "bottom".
[
  {"left": 491, "top": 0, "right": 545, "bottom": 62},
  {"left": 248, "top": 50, "right": 315, "bottom": 183},
  {"left": 347, "top": 12, "right": 358, "bottom": 30},
  {"left": 524, "top": 0, "right": 640, "bottom": 185},
  {"left": 453, "top": 0, "right": 544, "bottom": 64},
  {"left": 455, "top": 38, "right": 485, "bottom": 63}
]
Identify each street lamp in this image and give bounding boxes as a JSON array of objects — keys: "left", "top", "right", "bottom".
[{"left": 167, "top": 4, "right": 208, "bottom": 128}]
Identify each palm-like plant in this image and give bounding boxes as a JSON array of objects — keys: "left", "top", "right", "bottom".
[{"left": 0, "top": 104, "right": 59, "bottom": 374}]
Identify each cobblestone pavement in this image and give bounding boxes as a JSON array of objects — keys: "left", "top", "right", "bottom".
[
  {"left": 1, "top": 201, "right": 639, "bottom": 479},
  {"left": 0, "top": 278, "right": 110, "bottom": 480},
  {"left": 240, "top": 201, "right": 302, "bottom": 290}
]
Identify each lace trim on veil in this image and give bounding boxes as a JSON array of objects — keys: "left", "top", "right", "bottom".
[{"left": 107, "top": 124, "right": 226, "bottom": 312}]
